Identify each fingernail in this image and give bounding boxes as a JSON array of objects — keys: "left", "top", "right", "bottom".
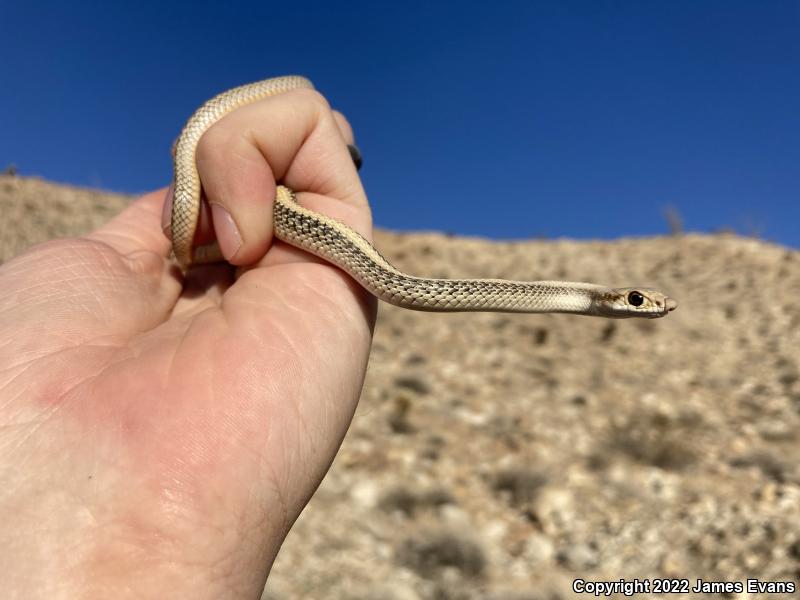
[
  {"left": 347, "top": 144, "right": 363, "bottom": 171},
  {"left": 161, "top": 184, "right": 174, "bottom": 239},
  {"left": 210, "top": 203, "right": 243, "bottom": 259}
]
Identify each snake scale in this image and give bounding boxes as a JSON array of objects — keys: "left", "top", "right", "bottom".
[{"left": 170, "top": 76, "right": 676, "bottom": 318}]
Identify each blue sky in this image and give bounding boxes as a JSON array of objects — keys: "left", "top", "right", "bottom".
[{"left": 2, "top": 1, "right": 798, "bottom": 246}]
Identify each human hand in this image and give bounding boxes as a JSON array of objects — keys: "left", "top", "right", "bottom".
[{"left": 0, "top": 88, "right": 375, "bottom": 597}]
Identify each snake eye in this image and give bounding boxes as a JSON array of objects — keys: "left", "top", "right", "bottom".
[{"left": 627, "top": 291, "right": 645, "bottom": 307}]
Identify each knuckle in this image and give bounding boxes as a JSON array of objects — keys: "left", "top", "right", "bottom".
[
  {"left": 196, "top": 121, "right": 234, "bottom": 165},
  {"left": 290, "top": 87, "right": 331, "bottom": 113},
  {"left": 332, "top": 110, "right": 355, "bottom": 141},
  {"left": 332, "top": 109, "right": 350, "bottom": 124}
]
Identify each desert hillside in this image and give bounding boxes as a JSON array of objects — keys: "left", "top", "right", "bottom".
[{"left": 2, "top": 175, "right": 799, "bottom": 599}]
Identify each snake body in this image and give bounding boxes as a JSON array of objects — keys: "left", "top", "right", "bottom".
[{"left": 171, "top": 76, "right": 676, "bottom": 318}]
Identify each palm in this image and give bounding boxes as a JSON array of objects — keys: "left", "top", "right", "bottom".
[{"left": 0, "top": 88, "right": 373, "bottom": 596}]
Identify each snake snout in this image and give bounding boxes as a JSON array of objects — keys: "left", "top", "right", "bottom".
[{"left": 665, "top": 297, "right": 678, "bottom": 312}]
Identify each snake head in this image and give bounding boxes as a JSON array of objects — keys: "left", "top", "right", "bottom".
[{"left": 596, "top": 287, "right": 677, "bottom": 319}]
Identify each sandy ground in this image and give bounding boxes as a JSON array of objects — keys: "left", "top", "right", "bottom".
[{"left": 2, "top": 174, "right": 799, "bottom": 599}]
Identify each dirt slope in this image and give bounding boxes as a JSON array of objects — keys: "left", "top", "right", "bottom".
[{"left": 2, "top": 175, "right": 798, "bottom": 599}]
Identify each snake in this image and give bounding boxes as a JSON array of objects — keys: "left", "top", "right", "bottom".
[{"left": 170, "top": 76, "right": 676, "bottom": 318}]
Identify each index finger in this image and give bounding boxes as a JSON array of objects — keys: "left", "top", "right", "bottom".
[{"left": 179, "top": 85, "right": 368, "bottom": 266}]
